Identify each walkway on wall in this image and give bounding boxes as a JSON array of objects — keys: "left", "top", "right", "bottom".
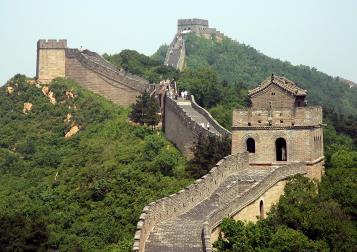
[
  {"left": 177, "top": 99, "right": 220, "bottom": 135},
  {"left": 65, "top": 48, "right": 154, "bottom": 107},
  {"left": 174, "top": 96, "right": 231, "bottom": 138},
  {"left": 164, "top": 34, "right": 185, "bottom": 70},
  {"left": 145, "top": 169, "right": 272, "bottom": 251}
]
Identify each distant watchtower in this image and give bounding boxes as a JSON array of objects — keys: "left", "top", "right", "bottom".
[
  {"left": 177, "top": 19, "right": 209, "bottom": 33},
  {"left": 232, "top": 75, "right": 324, "bottom": 180},
  {"left": 36, "top": 39, "right": 67, "bottom": 83}
]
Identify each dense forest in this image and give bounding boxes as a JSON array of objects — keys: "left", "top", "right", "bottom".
[{"left": 0, "top": 75, "right": 192, "bottom": 251}]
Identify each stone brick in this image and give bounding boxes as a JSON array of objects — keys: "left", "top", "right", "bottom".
[{"left": 232, "top": 75, "right": 324, "bottom": 181}]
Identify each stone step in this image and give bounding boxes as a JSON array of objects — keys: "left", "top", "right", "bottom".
[{"left": 145, "top": 171, "right": 271, "bottom": 251}]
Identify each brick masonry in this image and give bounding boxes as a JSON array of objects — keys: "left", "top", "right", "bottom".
[
  {"left": 36, "top": 40, "right": 152, "bottom": 107},
  {"left": 164, "top": 95, "right": 231, "bottom": 159},
  {"left": 232, "top": 75, "right": 324, "bottom": 181},
  {"left": 36, "top": 40, "right": 67, "bottom": 83}
]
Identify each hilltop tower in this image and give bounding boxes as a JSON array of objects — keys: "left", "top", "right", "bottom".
[
  {"left": 36, "top": 39, "right": 67, "bottom": 83},
  {"left": 177, "top": 18, "right": 209, "bottom": 33},
  {"left": 232, "top": 75, "right": 324, "bottom": 180}
]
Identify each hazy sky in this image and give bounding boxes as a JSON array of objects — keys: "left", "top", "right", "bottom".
[{"left": 0, "top": 0, "right": 356, "bottom": 85}]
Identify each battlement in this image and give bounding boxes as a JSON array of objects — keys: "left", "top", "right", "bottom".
[
  {"left": 37, "top": 39, "right": 67, "bottom": 49},
  {"left": 177, "top": 18, "right": 210, "bottom": 33},
  {"left": 178, "top": 18, "right": 208, "bottom": 27},
  {"left": 233, "top": 106, "right": 323, "bottom": 128}
]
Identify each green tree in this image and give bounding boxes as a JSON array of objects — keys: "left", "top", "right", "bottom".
[
  {"left": 129, "top": 91, "right": 160, "bottom": 129},
  {"left": 187, "top": 133, "right": 231, "bottom": 178},
  {"left": 177, "top": 68, "right": 223, "bottom": 108},
  {"left": 144, "top": 96, "right": 160, "bottom": 130}
]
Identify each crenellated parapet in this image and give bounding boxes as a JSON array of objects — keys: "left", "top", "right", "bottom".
[
  {"left": 164, "top": 95, "right": 230, "bottom": 158},
  {"left": 132, "top": 153, "right": 249, "bottom": 251},
  {"left": 233, "top": 106, "right": 323, "bottom": 129},
  {"left": 133, "top": 153, "right": 307, "bottom": 251},
  {"left": 191, "top": 96, "right": 231, "bottom": 137},
  {"left": 203, "top": 163, "right": 306, "bottom": 240},
  {"left": 36, "top": 39, "right": 155, "bottom": 106},
  {"left": 37, "top": 39, "right": 67, "bottom": 49},
  {"left": 66, "top": 49, "right": 152, "bottom": 93}
]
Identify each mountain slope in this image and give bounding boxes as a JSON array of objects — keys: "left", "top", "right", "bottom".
[
  {"left": 182, "top": 34, "right": 357, "bottom": 116},
  {"left": 0, "top": 75, "right": 191, "bottom": 251}
]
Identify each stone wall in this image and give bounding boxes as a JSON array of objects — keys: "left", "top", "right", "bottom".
[
  {"left": 36, "top": 39, "right": 67, "bottom": 83},
  {"left": 164, "top": 95, "right": 230, "bottom": 158},
  {"left": 250, "top": 84, "right": 296, "bottom": 109},
  {"left": 233, "top": 106, "right": 323, "bottom": 128},
  {"left": 232, "top": 180, "right": 286, "bottom": 222},
  {"left": 204, "top": 163, "right": 307, "bottom": 251},
  {"left": 191, "top": 96, "right": 231, "bottom": 137},
  {"left": 164, "top": 97, "right": 196, "bottom": 158},
  {"left": 177, "top": 19, "right": 225, "bottom": 41},
  {"left": 164, "top": 34, "right": 186, "bottom": 71},
  {"left": 177, "top": 18, "right": 209, "bottom": 33},
  {"left": 232, "top": 127, "right": 324, "bottom": 165},
  {"left": 65, "top": 49, "right": 154, "bottom": 107},
  {"left": 36, "top": 40, "right": 154, "bottom": 107},
  {"left": 132, "top": 153, "right": 250, "bottom": 252}
]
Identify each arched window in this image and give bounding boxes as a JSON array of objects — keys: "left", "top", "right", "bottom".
[
  {"left": 275, "top": 138, "right": 287, "bottom": 161},
  {"left": 246, "top": 138, "right": 255, "bottom": 153},
  {"left": 259, "top": 200, "right": 264, "bottom": 219}
]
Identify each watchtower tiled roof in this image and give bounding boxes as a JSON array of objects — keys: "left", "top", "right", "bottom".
[{"left": 248, "top": 75, "right": 307, "bottom": 97}]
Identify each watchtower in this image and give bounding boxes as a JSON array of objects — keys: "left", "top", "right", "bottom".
[
  {"left": 177, "top": 19, "right": 209, "bottom": 33},
  {"left": 36, "top": 39, "right": 67, "bottom": 83},
  {"left": 232, "top": 75, "right": 324, "bottom": 180}
]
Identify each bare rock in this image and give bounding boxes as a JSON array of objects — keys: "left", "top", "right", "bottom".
[
  {"left": 23, "top": 102, "right": 33, "bottom": 114},
  {"left": 6, "top": 86, "right": 14, "bottom": 94},
  {"left": 65, "top": 125, "right": 80, "bottom": 138}
]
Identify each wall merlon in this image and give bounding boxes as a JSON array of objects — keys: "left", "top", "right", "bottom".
[
  {"left": 178, "top": 18, "right": 208, "bottom": 27},
  {"left": 37, "top": 39, "right": 67, "bottom": 49},
  {"left": 134, "top": 153, "right": 251, "bottom": 251}
]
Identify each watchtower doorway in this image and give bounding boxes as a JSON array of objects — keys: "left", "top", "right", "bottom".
[
  {"left": 275, "top": 138, "right": 287, "bottom": 161},
  {"left": 246, "top": 138, "right": 255, "bottom": 153}
]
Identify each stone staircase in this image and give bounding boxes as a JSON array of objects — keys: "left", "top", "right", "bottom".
[
  {"left": 145, "top": 169, "right": 272, "bottom": 252},
  {"left": 164, "top": 34, "right": 185, "bottom": 70}
]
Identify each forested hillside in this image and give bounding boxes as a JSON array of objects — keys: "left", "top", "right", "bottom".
[
  {"left": 1, "top": 47, "right": 356, "bottom": 251},
  {"left": 183, "top": 34, "right": 357, "bottom": 116},
  {"left": 0, "top": 75, "right": 191, "bottom": 251}
]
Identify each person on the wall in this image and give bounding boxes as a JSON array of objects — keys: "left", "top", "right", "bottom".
[{"left": 281, "top": 145, "right": 286, "bottom": 161}]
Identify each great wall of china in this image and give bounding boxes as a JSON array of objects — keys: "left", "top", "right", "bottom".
[{"left": 36, "top": 18, "right": 324, "bottom": 252}]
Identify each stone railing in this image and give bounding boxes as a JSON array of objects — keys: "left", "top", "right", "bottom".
[
  {"left": 190, "top": 95, "right": 231, "bottom": 137},
  {"left": 165, "top": 96, "right": 220, "bottom": 138},
  {"left": 202, "top": 163, "right": 307, "bottom": 251},
  {"left": 66, "top": 49, "right": 154, "bottom": 92},
  {"left": 132, "top": 153, "right": 249, "bottom": 252},
  {"left": 202, "top": 222, "right": 212, "bottom": 252}
]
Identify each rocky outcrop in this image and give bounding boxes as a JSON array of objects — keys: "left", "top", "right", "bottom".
[
  {"left": 65, "top": 125, "right": 80, "bottom": 138},
  {"left": 42, "top": 86, "right": 56, "bottom": 104},
  {"left": 23, "top": 102, "right": 33, "bottom": 114},
  {"left": 6, "top": 86, "right": 14, "bottom": 95}
]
